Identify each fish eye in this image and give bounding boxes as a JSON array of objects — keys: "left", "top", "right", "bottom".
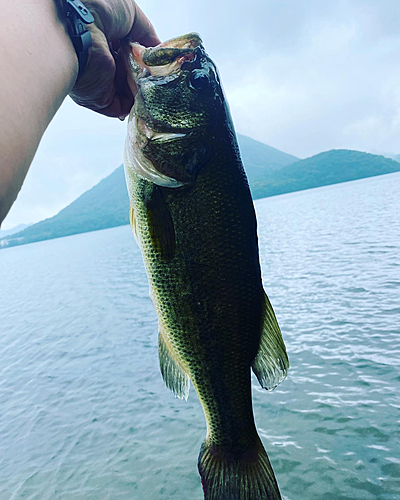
[{"left": 189, "top": 70, "right": 210, "bottom": 91}]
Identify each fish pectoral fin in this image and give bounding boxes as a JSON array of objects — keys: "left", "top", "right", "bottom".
[
  {"left": 159, "top": 329, "right": 190, "bottom": 400},
  {"left": 145, "top": 187, "right": 176, "bottom": 260},
  {"left": 129, "top": 205, "right": 139, "bottom": 244},
  {"left": 251, "top": 291, "right": 289, "bottom": 390}
]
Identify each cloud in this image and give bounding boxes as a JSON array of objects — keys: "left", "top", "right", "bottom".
[
  {"left": 4, "top": 99, "right": 126, "bottom": 229},
  {"left": 3, "top": 0, "right": 400, "bottom": 228},
  {"left": 221, "top": 1, "right": 400, "bottom": 157}
]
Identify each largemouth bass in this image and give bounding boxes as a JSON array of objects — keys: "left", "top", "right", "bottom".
[{"left": 122, "top": 33, "right": 289, "bottom": 500}]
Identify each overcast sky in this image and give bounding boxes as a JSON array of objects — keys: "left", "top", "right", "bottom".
[{"left": 3, "top": 0, "right": 400, "bottom": 229}]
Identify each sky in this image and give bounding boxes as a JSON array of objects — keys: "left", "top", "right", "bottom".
[{"left": 2, "top": 0, "right": 400, "bottom": 230}]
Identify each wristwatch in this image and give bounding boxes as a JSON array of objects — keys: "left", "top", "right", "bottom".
[{"left": 61, "top": 0, "right": 94, "bottom": 80}]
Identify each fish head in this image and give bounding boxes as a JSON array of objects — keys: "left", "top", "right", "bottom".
[{"left": 122, "top": 33, "right": 226, "bottom": 188}]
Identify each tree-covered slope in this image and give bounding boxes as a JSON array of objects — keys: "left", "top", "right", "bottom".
[
  {"left": 251, "top": 149, "right": 400, "bottom": 199},
  {"left": 1, "top": 134, "right": 298, "bottom": 249},
  {"left": 0, "top": 223, "right": 31, "bottom": 237},
  {"left": 237, "top": 134, "right": 298, "bottom": 182},
  {"left": 1, "top": 167, "right": 130, "bottom": 248},
  {"left": 3, "top": 145, "right": 399, "bottom": 250}
]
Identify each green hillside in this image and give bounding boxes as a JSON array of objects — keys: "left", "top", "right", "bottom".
[
  {"left": 236, "top": 134, "right": 298, "bottom": 182},
  {"left": 1, "top": 167, "right": 130, "bottom": 248},
  {"left": 384, "top": 153, "right": 400, "bottom": 163},
  {"left": 2, "top": 134, "right": 296, "bottom": 249},
  {"left": 251, "top": 149, "right": 400, "bottom": 199},
  {"left": 3, "top": 144, "right": 399, "bottom": 250},
  {"left": 0, "top": 223, "right": 31, "bottom": 237}
]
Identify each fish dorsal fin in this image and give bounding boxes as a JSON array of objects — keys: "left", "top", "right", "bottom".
[
  {"left": 145, "top": 187, "right": 176, "bottom": 260},
  {"left": 252, "top": 291, "right": 289, "bottom": 390},
  {"left": 159, "top": 329, "right": 190, "bottom": 400}
]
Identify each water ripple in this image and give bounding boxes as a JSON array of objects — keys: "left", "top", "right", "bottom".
[{"left": 1, "top": 173, "right": 400, "bottom": 499}]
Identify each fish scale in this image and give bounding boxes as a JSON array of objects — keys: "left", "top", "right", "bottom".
[
  {"left": 123, "top": 33, "right": 289, "bottom": 500},
  {"left": 133, "top": 147, "right": 260, "bottom": 435}
]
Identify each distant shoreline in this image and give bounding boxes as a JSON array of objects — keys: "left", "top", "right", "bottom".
[{"left": 1, "top": 139, "right": 399, "bottom": 250}]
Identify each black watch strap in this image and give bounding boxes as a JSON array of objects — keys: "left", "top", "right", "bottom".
[{"left": 62, "top": 0, "right": 94, "bottom": 81}]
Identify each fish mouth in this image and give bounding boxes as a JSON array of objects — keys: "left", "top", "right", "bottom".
[
  {"left": 121, "top": 32, "right": 204, "bottom": 136},
  {"left": 122, "top": 33, "right": 209, "bottom": 188},
  {"left": 121, "top": 33, "right": 203, "bottom": 84}
]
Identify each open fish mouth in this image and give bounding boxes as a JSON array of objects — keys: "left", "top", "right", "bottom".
[{"left": 121, "top": 33, "right": 203, "bottom": 81}]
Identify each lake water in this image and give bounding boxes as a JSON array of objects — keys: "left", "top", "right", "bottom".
[{"left": 1, "top": 173, "right": 399, "bottom": 500}]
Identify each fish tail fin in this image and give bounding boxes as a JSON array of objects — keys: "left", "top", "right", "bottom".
[{"left": 198, "top": 437, "right": 282, "bottom": 500}]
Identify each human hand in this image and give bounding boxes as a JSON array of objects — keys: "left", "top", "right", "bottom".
[{"left": 69, "top": 0, "right": 160, "bottom": 119}]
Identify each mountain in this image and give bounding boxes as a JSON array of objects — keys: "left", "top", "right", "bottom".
[
  {"left": 250, "top": 149, "right": 400, "bottom": 199},
  {"left": 0, "top": 223, "right": 31, "bottom": 237},
  {"left": 1, "top": 134, "right": 296, "bottom": 249},
  {"left": 0, "top": 167, "right": 130, "bottom": 249},
  {"left": 236, "top": 134, "right": 298, "bottom": 182},
  {"left": 2, "top": 144, "right": 399, "bottom": 250},
  {"left": 382, "top": 153, "right": 400, "bottom": 163}
]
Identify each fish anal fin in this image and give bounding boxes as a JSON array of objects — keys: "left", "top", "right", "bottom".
[
  {"left": 145, "top": 187, "right": 175, "bottom": 260},
  {"left": 252, "top": 291, "right": 289, "bottom": 391},
  {"left": 159, "top": 329, "right": 190, "bottom": 400}
]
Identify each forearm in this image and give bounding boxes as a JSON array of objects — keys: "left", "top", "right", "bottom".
[{"left": 0, "top": 0, "right": 78, "bottom": 225}]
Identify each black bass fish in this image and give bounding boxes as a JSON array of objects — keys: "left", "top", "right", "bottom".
[{"left": 122, "top": 33, "right": 289, "bottom": 500}]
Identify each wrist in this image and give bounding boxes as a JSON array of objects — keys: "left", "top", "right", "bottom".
[
  {"left": 60, "top": 0, "right": 95, "bottom": 81},
  {"left": 52, "top": 0, "right": 80, "bottom": 91}
]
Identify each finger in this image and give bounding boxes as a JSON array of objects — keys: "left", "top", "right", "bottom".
[
  {"left": 91, "top": 56, "right": 133, "bottom": 118},
  {"left": 114, "top": 51, "right": 127, "bottom": 94},
  {"left": 128, "top": 3, "right": 161, "bottom": 47},
  {"left": 96, "top": 90, "right": 131, "bottom": 119},
  {"left": 114, "top": 53, "right": 134, "bottom": 115},
  {"left": 71, "top": 27, "right": 118, "bottom": 112},
  {"left": 111, "top": 39, "right": 121, "bottom": 52},
  {"left": 119, "top": 90, "right": 134, "bottom": 119},
  {"left": 138, "top": 31, "right": 161, "bottom": 48},
  {"left": 93, "top": 93, "right": 124, "bottom": 118}
]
